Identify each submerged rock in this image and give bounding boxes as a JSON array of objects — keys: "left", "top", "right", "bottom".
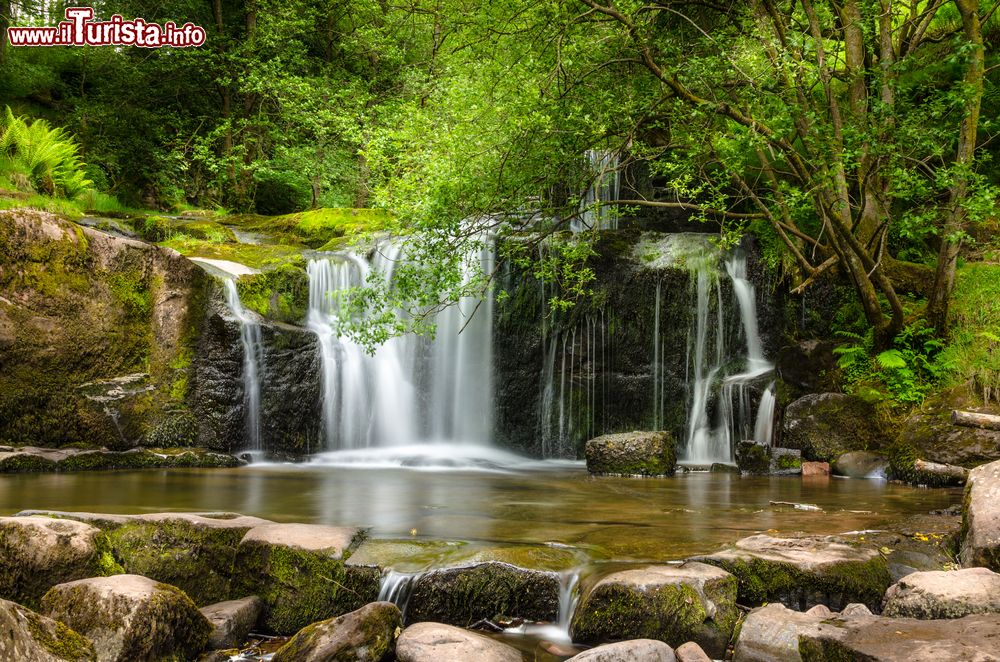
[
  {"left": 0, "top": 598, "right": 96, "bottom": 661},
  {"left": 0, "top": 516, "right": 116, "bottom": 608},
  {"left": 395, "top": 622, "right": 521, "bottom": 662},
  {"left": 832, "top": 451, "right": 888, "bottom": 478},
  {"left": 201, "top": 596, "right": 263, "bottom": 650},
  {"left": 694, "top": 534, "right": 892, "bottom": 611},
  {"left": 882, "top": 568, "right": 1000, "bottom": 619},
  {"left": 272, "top": 601, "right": 402, "bottom": 662},
  {"left": 960, "top": 459, "right": 1000, "bottom": 571},
  {"left": 568, "top": 639, "right": 677, "bottom": 661},
  {"left": 407, "top": 561, "right": 560, "bottom": 626},
  {"left": 585, "top": 431, "right": 677, "bottom": 476},
  {"left": 798, "top": 613, "right": 1000, "bottom": 660},
  {"left": 781, "top": 393, "right": 889, "bottom": 461},
  {"left": 41, "top": 574, "right": 211, "bottom": 662},
  {"left": 231, "top": 523, "right": 376, "bottom": 634},
  {"left": 570, "top": 562, "right": 738, "bottom": 658}
]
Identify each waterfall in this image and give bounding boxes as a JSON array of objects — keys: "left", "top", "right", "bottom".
[
  {"left": 754, "top": 381, "right": 777, "bottom": 444},
  {"left": 377, "top": 570, "right": 420, "bottom": 619},
  {"left": 223, "top": 279, "right": 263, "bottom": 451},
  {"left": 572, "top": 149, "right": 620, "bottom": 232},
  {"left": 306, "top": 242, "right": 494, "bottom": 450}
]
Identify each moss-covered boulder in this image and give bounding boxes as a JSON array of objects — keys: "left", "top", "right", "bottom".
[
  {"left": 201, "top": 596, "right": 263, "bottom": 650},
  {"left": 882, "top": 568, "right": 1000, "bottom": 620},
  {"left": 736, "top": 441, "right": 770, "bottom": 475},
  {"left": 103, "top": 513, "right": 271, "bottom": 605},
  {"left": 781, "top": 393, "right": 890, "bottom": 461},
  {"left": 395, "top": 622, "right": 521, "bottom": 662},
  {"left": 569, "top": 640, "right": 677, "bottom": 661},
  {"left": 0, "top": 446, "right": 242, "bottom": 474},
  {"left": 230, "top": 523, "right": 375, "bottom": 634},
  {"left": 41, "top": 574, "right": 211, "bottom": 662},
  {"left": 570, "top": 563, "right": 738, "bottom": 658},
  {"left": 960, "top": 459, "right": 1000, "bottom": 571},
  {"left": 406, "top": 561, "right": 561, "bottom": 627},
  {"left": 585, "top": 431, "right": 677, "bottom": 476},
  {"left": 0, "top": 517, "right": 119, "bottom": 609},
  {"left": 271, "top": 601, "right": 402, "bottom": 662},
  {"left": 694, "top": 534, "right": 893, "bottom": 611},
  {"left": 0, "top": 598, "right": 96, "bottom": 661},
  {"left": 898, "top": 385, "right": 1000, "bottom": 468}
]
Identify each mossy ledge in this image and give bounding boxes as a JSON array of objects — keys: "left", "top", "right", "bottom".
[{"left": 0, "top": 447, "right": 242, "bottom": 474}]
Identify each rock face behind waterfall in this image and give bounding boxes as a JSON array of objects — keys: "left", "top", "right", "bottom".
[{"left": 0, "top": 209, "right": 207, "bottom": 448}]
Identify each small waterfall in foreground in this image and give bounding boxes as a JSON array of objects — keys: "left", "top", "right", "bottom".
[
  {"left": 307, "top": 243, "right": 495, "bottom": 450},
  {"left": 377, "top": 570, "right": 420, "bottom": 619},
  {"left": 223, "top": 279, "right": 263, "bottom": 451}
]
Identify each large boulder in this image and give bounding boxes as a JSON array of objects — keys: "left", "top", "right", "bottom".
[
  {"left": 798, "top": 613, "right": 1000, "bottom": 660},
  {"left": 961, "top": 459, "right": 1000, "bottom": 570},
  {"left": 570, "top": 563, "right": 738, "bottom": 658},
  {"left": 407, "top": 561, "right": 560, "bottom": 626},
  {"left": 694, "top": 534, "right": 892, "bottom": 611},
  {"left": 781, "top": 393, "right": 889, "bottom": 461},
  {"left": 230, "top": 523, "right": 377, "bottom": 634},
  {"left": 395, "top": 622, "right": 521, "bottom": 662},
  {"left": 568, "top": 639, "right": 677, "bottom": 661},
  {"left": 585, "top": 431, "right": 676, "bottom": 476},
  {"left": 897, "top": 385, "right": 1000, "bottom": 467},
  {"left": 201, "top": 596, "right": 263, "bottom": 650},
  {"left": 0, "top": 516, "right": 117, "bottom": 608},
  {"left": 733, "top": 603, "right": 837, "bottom": 662},
  {"left": 0, "top": 598, "right": 96, "bottom": 661},
  {"left": 40, "top": 574, "right": 211, "bottom": 662},
  {"left": 271, "top": 601, "right": 402, "bottom": 662},
  {"left": 882, "top": 568, "right": 1000, "bottom": 619}
]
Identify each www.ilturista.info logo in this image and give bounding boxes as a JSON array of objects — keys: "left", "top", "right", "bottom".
[{"left": 8, "top": 7, "right": 206, "bottom": 47}]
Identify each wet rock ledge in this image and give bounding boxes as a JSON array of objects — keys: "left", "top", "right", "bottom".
[
  {"left": 2, "top": 460, "right": 1000, "bottom": 661},
  {"left": 0, "top": 445, "right": 242, "bottom": 473}
]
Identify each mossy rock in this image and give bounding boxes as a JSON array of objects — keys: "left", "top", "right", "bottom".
[
  {"left": 0, "top": 597, "right": 96, "bottom": 661},
  {"left": 230, "top": 524, "right": 375, "bottom": 634},
  {"left": 406, "top": 561, "right": 561, "bottom": 627},
  {"left": 271, "top": 601, "right": 402, "bottom": 662},
  {"left": 694, "top": 534, "right": 893, "bottom": 612},
  {"left": 0, "top": 516, "right": 120, "bottom": 609},
  {"left": 41, "top": 575, "right": 211, "bottom": 662},
  {"left": 569, "top": 563, "right": 738, "bottom": 658},
  {"left": 235, "top": 263, "right": 309, "bottom": 324},
  {"left": 736, "top": 441, "right": 771, "bottom": 475},
  {"left": 781, "top": 393, "right": 890, "bottom": 462},
  {"left": 585, "top": 431, "right": 677, "bottom": 476}
]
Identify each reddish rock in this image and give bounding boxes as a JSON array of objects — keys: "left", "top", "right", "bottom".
[{"left": 801, "top": 461, "right": 830, "bottom": 477}]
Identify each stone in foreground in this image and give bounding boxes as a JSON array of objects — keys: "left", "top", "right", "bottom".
[
  {"left": 882, "top": 568, "right": 1000, "bottom": 619},
  {"left": 395, "top": 622, "right": 521, "bottom": 662},
  {"left": 570, "top": 562, "right": 738, "bottom": 658},
  {"left": 230, "top": 523, "right": 376, "bottom": 634},
  {"left": 799, "top": 613, "right": 1000, "bottom": 660},
  {"left": 0, "top": 516, "right": 114, "bottom": 608},
  {"left": 40, "top": 574, "right": 211, "bottom": 662},
  {"left": 272, "top": 601, "right": 401, "bottom": 662},
  {"left": 732, "top": 602, "right": 829, "bottom": 662},
  {"left": 200, "top": 596, "right": 263, "bottom": 650},
  {"left": 675, "top": 641, "right": 711, "bottom": 662},
  {"left": 585, "top": 431, "right": 677, "bottom": 476},
  {"left": 960, "top": 459, "right": 1000, "bottom": 571},
  {"left": 0, "top": 598, "right": 96, "bottom": 661},
  {"left": 406, "top": 561, "right": 559, "bottom": 626},
  {"left": 695, "top": 534, "right": 892, "bottom": 611},
  {"left": 568, "top": 639, "right": 677, "bottom": 661}
]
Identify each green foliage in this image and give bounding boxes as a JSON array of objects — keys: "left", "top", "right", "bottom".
[
  {"left": 938, "top": 263, "right": 1000, "bottom": 403},
  {"left": 0, "top": 107, "right": 92, "bottom": 198}
]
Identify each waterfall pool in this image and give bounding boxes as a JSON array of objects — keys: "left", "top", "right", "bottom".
[{"left": 0, "top": 454, "right": 959, "bottom": 561}]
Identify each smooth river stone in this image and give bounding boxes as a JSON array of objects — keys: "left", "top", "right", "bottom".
[
  {"left": 569, "top": 639, "right": 677, "bottom": 661},
  {"left": 395, "top": 622, "right": 521, "bottom": 662},
  {"left": 0, "top": 597, "right": 95, "bottom": 661},
  {"left": 271, "top": 601, "right": 401, "bottom": 662},
  {"left": 882, "top": 567, "right": 1000, "bottom": 619},
  {"left": 961, "top": 459, "right": 1000, "bottom": 570}
]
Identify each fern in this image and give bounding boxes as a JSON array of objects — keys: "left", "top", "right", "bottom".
[{"left": 875, "top": 349, "right": 907, "bottom": 370}]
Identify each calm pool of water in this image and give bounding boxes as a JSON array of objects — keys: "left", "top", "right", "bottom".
[{"left": 0, "top": 453, "right": 960, "bottom": 560}]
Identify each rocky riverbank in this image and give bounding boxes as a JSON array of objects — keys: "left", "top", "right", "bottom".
[{"left": 2, "top": 457, "right": 1000, "bottom": 660}]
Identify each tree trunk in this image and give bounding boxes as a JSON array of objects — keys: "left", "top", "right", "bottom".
[
  {"left": 928, "top": 0, "right": 984, "bottom": 334},
  {"left": 951, "top": 410, "right": 1000, "bottom": 431}
]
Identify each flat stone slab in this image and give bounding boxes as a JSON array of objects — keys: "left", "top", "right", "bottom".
[
  {"left": 883, "top": 568, "right": 1000, "bottom": 619},
  {"left": 0, "top": 516, "right": 109, "bottom": 608},
  {"left": 961, "top": 458, "right": 1000, "bottom": 570},
  {"left": 585, "top": 431, "right": 677, "bottom": 476},
  {"left": 694, "top": 534, "right": 892, "bottom": 611},
  {"left": 271, "top": 601, "right": 401, "bottom": 662},
  {"left": 0, "top": 597, "right": 96, "bottom": 661},
  {"left": 232, "top": 524, "right": 376, "bottom": 634},
  {"left": 0, "top": 447, "right": 241, "bottom": 473},
  {"left": 396, "top": 622, "right": 522, "bottom": 662},
  {"left": 568, "top": 639, "right": 677, "bottom": 661},
  {"left": 799, "top": 613, "right": 1000, "bottom": 660},
  {"left": 201, "top": 596, "right": 263, "bottom": 650},
  {"left": 41, "top": 574, "right": 211, "bottom": 662},
  {"left": 347, "top": 538, "right": 587, "bottom": 573},
  {"left": 733, "top": 602, "right": 836, "bottom": 662},
  {"left": 570, "top": 562, "right": 738, "bottom": 659}
]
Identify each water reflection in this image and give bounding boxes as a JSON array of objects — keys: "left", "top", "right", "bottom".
[{"left": 0, "top": 466, "right": 959, "bottom": 560}]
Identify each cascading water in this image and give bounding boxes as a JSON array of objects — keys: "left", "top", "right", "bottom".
[
  {"left": 377, "top": 570, "right": 420, "bottom": 619},
  {"left": 223, "top": 278, "right": 263, "bottom": 451},
  {"left": 572, "top": 149, "right": 620, "bottom": 232},
  {"left": 306, "top": 242, "right": 495, "bottom": 450}
]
